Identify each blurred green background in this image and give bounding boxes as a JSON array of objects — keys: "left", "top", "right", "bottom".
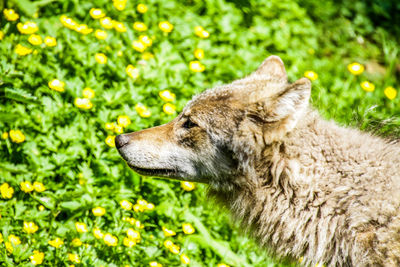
[{"left": 0, "top": 0, "right": 399, "bottom": 266}]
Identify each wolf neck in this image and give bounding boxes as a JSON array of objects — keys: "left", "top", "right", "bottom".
[{"left": 211, "top": 109, "right": 400, "bottom": 265}]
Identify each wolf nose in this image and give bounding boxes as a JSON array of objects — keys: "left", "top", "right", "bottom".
[{"left": 115, "top": 134, "right": 130, "bottom": 149}]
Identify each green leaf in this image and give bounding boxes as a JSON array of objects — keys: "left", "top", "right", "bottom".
[
  {"left": 4, "top": 87, "right": 39, "bottom": 104},
  {"left": 59, "top": 201, "right": 82, "bottom": 211}
]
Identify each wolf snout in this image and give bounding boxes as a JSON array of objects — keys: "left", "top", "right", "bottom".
[{"left": 115, "top": 134, "right": 130, "bottom": 149}]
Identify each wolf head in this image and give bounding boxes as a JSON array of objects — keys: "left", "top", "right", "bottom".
[{"left": 116, "top": 56, "right": 311, "bottom": 189}]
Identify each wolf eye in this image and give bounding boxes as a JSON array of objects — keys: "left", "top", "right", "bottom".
[{"left": 182, "top": 118, "right": 198, "bottom": 129}]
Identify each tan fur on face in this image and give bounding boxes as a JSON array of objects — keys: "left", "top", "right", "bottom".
[{"left": 118, "top": 56, "right": 400, "bottom": 266}]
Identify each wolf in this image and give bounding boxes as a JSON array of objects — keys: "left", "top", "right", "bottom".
[{"left": 116, "top": 56, "right": 400, "bottom": 266}]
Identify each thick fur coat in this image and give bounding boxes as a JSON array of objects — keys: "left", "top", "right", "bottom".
[{"left": 117, "top": 56, "right": 400, "bottom": 266}]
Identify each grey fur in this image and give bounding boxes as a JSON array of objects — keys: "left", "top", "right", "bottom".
[{"left": 117, "top": 56, "right": 400, "bottom": 266}]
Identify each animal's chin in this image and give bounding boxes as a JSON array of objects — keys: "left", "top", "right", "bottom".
[
  {"left": 128, "top": 164, "right": 183, "bottom": 179},
  {"left": 127, "top": 164, "right": 209, "bottom": 183}
]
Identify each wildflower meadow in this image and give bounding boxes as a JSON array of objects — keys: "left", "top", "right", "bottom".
[{"left": 0, "top": 0, "right": 399, "bottom": 266}]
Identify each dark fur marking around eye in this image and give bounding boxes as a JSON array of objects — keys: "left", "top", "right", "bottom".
[
  {"left": 182, "top": 118, "right": 198, "bottom": 129},
  {"left": 248, "top": 113, "right": 266, "bottom": 124}
]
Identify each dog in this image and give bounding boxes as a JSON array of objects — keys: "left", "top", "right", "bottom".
[{"left": 116, "top": 56, "right": 400, "bottom": 266}]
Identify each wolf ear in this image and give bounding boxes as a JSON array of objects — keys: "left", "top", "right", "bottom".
[
  {"left": 262, "top": 78, "right": 311, "bottom": 143},
  {"left": 254, "top": 55, "right": 287, "bottom": 80}
]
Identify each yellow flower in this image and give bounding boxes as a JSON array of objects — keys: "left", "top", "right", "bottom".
[
  {"left": 33, "top": 181, "right": 45, "bottom": 192},
  {"left": 123, "top": 217, "right": 136, "bottom": 225},
  {"left": 159, "top": 90, "right": 175, "bottom": 102},
  {"left": 163, "top": 103, "right": 176, "bottom": 115},
  {"left": 105, "top": 135, "right": 116, "bottom": 147},
  {"left": 162, "top": 227, "right": 176, "bottom": 237},
  {"left": 95, "top": 53, "right": 107, "bottom": 64},
  {"left": 189, "top": 61, "right": 205, "bottom": 72},
  {"left": 15, "top": 44, "right": 33, "bottom": 56},
  {"left": 133, "top": 204, "right": 141, "bottom": 212},
  {"left": 105, "top": 122, "right": 115, "bottom": 131},
  {"left": 95, "top": 29, "right": 107, "bottom": 40},
  {"left": 194, "top": 26, "right": 209, "bottom": 38},
  {"left": 103, "top": 233, "right": 118, "bottom": 246},
  {"left": 347, "top": 62, "right": 364, "bottom": 75},
  {"left": 100, "top": 17, "right": 114, "bottom": 29},
  {"left": 169, "top": 244, "right": 180, "bottom": 254},
  {"left": 93, "top": 228, "right": 104, "bottom": 239},
  {"left": 92, "top": 207, "right": 106, "bottom": 216},
  {"left": 3, "top": 9, "right": 19, "bottom": 21},
  {"left": 21, "top": 181, "right": 34, "bottom": 193},
  {"left": 71, "top": 238, "right": 82, "bottom": 247},
  {"left": 75, "top": 222, "right": 88, "bottom": 233},
  {"left": 24, "top": 221, "right": 39, "bottom": 234},
  {"left": 360, "top": 81, "right": 375, "bottom": 92},
  {"left": 123, "top": 237, "right": 137, "bottom": 247},
  {"left": 48, "top": 79, "right": 65, "bottom": 92},
  {"left": 17, "top": 21, "right": 39, "bottom": 34},
  {"left": 181, "top": 181, "right": 195, "bottom": 191},
  {"left": 136, "top": 220, "right": 144, "bottom": 229},
  {"left": 137, "top": 199, "right": 148, "bottom": 208},
  {"left": 149, "top": 261, "right": 162, "bottom": 267},
  {"left": 194, "top": 48, "right": 204, "bottom": 60},
  {"left": 48, "top": 237, "right": 64, "bottom": 248},
  {"left": 384, "top": 86, "right": 397, "bottom": 100},
  {"left": 132, "top": 40, "right": 146, "bottom": 52},
  {"left": 139, "top": 35, "right": 152, "bottom": 47},
  {"left": 117, "top": 115, "right": 131, "bottom": 128},
  {"left": 304, "top": 71, "right": 318, "bottom": 81},
  {"left": 38, "top": 205, "right": 45, "bottom": 211},
  {"left": 163, "top": 240, "right": 173, "bottom": 249},
  {"left": 90, "top": 8, "right": 105, "bottom": 19},
  {"left": 146, "top": 203, "right": 155, "bottom": 210},
  {"left": 1, "top": 183, "right": 14, "bottom": 199},
  {"left": 126, "top": 228, "right": 141, "bottom": 241},
  {"left": 75, "top": 24, "right": 93, "bottom": 34},
  {"left": 60, "top": 15, "right": 77, "bottom": 29},
  {"left": 114, "top": 22, "right": 127, "bottom": 32},
  {"left": 0, "top": 233, "right": 3, "bottom": 243},
  {"left": 182, "top": 223, "right": 195, "bottom": 234},
  {"left": 6, "top": 234, "right": 21, "bottom": 253},
  {"left": 217, "top": 264, "right": 230, "bottom": 267},
  {"left": 114, "top": 125, "right": 123, "bottom": 134},
  {"left": 82, "top": 88, "right": 95, "bottom": 98},
  {"left": 74, "top": 98, "right": 93, "bottom": 110},
  {"left": 113, "top": 0, "right": 127, "bottom": 11},
  {"left": 0, "top": 31, "right": 3, "bottom": 40},
  {"left": 159, "top": 21, "right": 173, "bottom": 33},
  {"left": 9, "top": 234, "right": 21, "bottom": 245},
  {"left": 30, "top": 250, "right": 44, "bottom": 265},
  {"left": 137, "top": 4, "right": 148, "bottom": 13},
  {"left": 5, "top": 242, "right": 13, "bottom": 253},
  {"left": 133, "top": 22, "right": 147, "bottom": 32},
  {"left": 180, "top": 254, "right": 190, "bottom": 264},
  {"left": 2, "top": 132, "right": 8, "bottom": 139},
  {"left": 120, "top": 199, "right": 133, "bottom": 210},
  {"left": 28, "top": 34, "right": 43, "bottom": 46},
  {"left": 68, "top": 253, "right": 80, "bottom": 264},
  {"left": 142, "top": 52, "right": 154, "bottom": 60},
  {"left": 44, "top": 36, "right": 57, "bottom": 47},
  {"left": 9, "top": 130, "right": 26, "bottom": 143},
  {"left": 135, "top": 103, "right": 151, "bottom": 118},
  {"left": 126, "top": 64, "right": 140, "bottom": 78}
]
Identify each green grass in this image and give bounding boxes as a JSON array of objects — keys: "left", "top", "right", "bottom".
[{"left": 0, "top": 0, "right": 399, "bottom": 266}]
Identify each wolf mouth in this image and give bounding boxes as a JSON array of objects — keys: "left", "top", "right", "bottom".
[{"left": 129, "top": 165, "right": 178, "bottom": 177}]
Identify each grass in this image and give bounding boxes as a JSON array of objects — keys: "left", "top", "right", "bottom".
[{"left": 0, "top": 0, "right": 399, "bottom": 266}]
